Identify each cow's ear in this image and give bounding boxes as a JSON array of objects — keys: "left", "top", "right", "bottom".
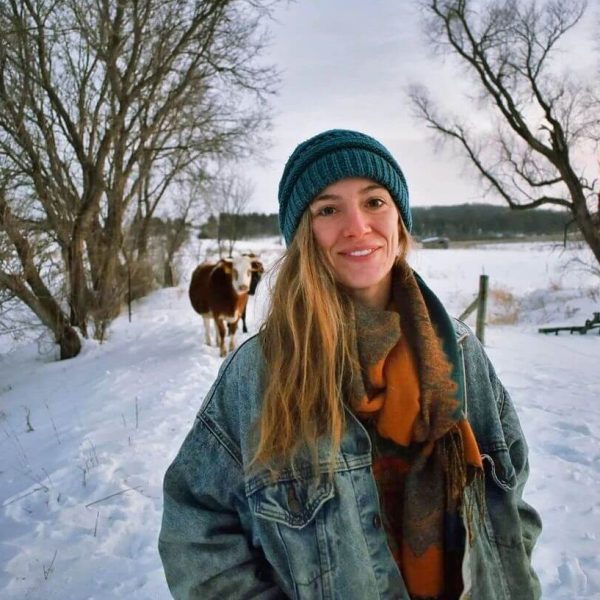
[
  {"left": 222, "top": 261, "right": 233, "bottom": 275},
  {"left": 251, "top": 261, "right": 264, "bottom": 273}
]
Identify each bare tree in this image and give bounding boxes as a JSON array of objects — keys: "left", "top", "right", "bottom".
[
  {"left": 0, "top": 0, "right": 278, "bottom": 358},
  {"left": 207, "top": 173, "right": 255, "bottom": 257},
  {"left": 410, "top": 0, "right": 600, "bottom": 267},
  {"left": 159, "top": 172, "right": 211, "bottom": 288}
]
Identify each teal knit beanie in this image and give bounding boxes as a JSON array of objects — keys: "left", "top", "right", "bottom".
[{"left": 278, "top": 129, "right": 411, "bottom": 245}]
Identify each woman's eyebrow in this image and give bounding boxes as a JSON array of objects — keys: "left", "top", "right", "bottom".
[
  {"left": 313, "top": 185, "right": 387, "bottom": 203},
  {"left": 312, "top": 193, "right": 342, "bottom": 203},
  {"left": 360, "top": 184, "right": 387, "bottom": 193}
]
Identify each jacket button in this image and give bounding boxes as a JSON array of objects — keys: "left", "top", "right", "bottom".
[{"left": 373, "top": 514, "right": 382, "bottom": 529}]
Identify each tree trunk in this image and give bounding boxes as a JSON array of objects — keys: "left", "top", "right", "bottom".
[
  {"left": 136, "top": 218, "right": 150, "bottom": 259},
  {"left": 93, "top": 205, "right": 127, "bottom": 336},
  {"left": 87, "top": 214, "right": 107, "bottom": 291},
  {"left": 57, "top": 324, "right": 81, "bottom": 359},
  {"left": 163, "top": 260, "right": 175, "bottom": 287},
  {"left": 94, "top": 249, "right": 125, "bottom": 334},
  {"left": 67, "top": 231, "right": 89, "bottom": 337},
  {"left": 0, "top": 195, "right": 82, "bottom": 358},
  {"left": 0, "top": 272, "right": 81, "bottom": 359},
  {"left": 564, "top": 174, "right": 600, "bottom": 266},
  {"left": 572, "top": 203, "right": 600, "bottom": 266}
]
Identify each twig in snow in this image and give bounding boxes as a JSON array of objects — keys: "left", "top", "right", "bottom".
[
  {"left": 2, "top": 486, "right": 47, "bottom": 507},
  {"left": 43, "top": 549, "right": 57, "bottom": 580},
  {"left": 23, "top": 406, "right": 34, "bottom": 432},
  {"left": 93, "top": 510, "right": 99, "bottom": 537},
  {"left": 85, "top": 486, "right": 143, "bottom": 508},
  {"left": 2, "top": 421, "right": 29, "bottom": 462},
  {"left": 44, "top": 402, "right": 61, "bottom": 445},
  {"left": 78, "top": 466, "right": 87, "bottom": 487}
]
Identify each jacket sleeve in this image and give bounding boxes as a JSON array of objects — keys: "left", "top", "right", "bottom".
[{"left": 158, "top": 405, "right": 286, "bottom": 598}]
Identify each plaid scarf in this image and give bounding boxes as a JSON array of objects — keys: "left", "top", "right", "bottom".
[{"left": 347, "top": 260, "right": 482, "bottom": 600}]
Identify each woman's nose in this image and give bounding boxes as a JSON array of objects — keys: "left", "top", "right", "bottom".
[{"left": 342, "top": 208, "right": 371, "bottom": 237}]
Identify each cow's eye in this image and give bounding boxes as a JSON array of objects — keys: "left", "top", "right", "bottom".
[{"left": 233, "top": 269, "right": 238, "bottom": 278}]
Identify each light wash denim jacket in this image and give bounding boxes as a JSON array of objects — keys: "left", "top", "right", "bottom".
[{"left": 159, "top": 276, "right": 542, "bottom": 600}]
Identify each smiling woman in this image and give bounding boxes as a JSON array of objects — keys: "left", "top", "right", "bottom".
[{"left": 159, "top": 130, "right": 542, "bottom": 600}]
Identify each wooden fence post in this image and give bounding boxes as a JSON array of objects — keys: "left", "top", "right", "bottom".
[{"left": 476, "top": 274, "right": 489, "bottom": 344}]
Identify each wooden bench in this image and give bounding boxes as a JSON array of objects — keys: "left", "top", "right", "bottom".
[{"left": 538, "top": 312, "right": 600, "bottom": 335}]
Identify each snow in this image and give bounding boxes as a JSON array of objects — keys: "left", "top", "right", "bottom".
[{"left": 1, "top": 239, "right": 599, "bottom": 599}]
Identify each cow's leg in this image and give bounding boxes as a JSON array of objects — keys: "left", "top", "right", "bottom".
[
  {"left": 228, "top": 320, "right": 239, "bottom": 352},
  {"left": 241, "top": 307, "right": 248, "bottom": 334},
  {"left": 202, "top": 315, "right": 211, "bottom": 346},
  {"left": 214, "top": 316, "right": 227, "bottom": 357}
]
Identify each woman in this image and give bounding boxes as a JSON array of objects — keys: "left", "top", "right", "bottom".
[{"left": 159, "top": 130, "right": 542, "bottom": 600}]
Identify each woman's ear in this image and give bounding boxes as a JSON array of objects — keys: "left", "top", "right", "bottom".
[
  {"left": 397, "top": 220, "right": 404, "bottom": 255},
  {"left": 397, "top": 218, "right": 411, "bottom": 257}
]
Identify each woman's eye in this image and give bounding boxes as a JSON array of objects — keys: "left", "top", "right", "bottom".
[
  {"left": 367, "top": 198, "right": 385, "bottom": 208},
  {"left": 317, "top": 206, "right": 337, "bottom": 217}
]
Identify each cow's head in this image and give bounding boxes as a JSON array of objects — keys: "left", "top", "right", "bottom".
[
  {"left": 242, "top": 253, "right": 264, "bottom": 295},
  {"left": 224, "top": 255, "right": 254, "bottom": 294}
]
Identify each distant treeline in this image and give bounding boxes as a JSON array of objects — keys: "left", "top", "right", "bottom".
[
  {"left": 198, "top": 212, "right": 280, "bottom": 239},
  {"left": 411, "top": 204, "right": 571, "bottom": 239},
  {"left": 197, "top": 204, "right": 572, "bottom": 240}
]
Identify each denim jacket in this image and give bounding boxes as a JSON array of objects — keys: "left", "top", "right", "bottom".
[{"left": 159, "top": 277, "right": 542, "bottom": 600}]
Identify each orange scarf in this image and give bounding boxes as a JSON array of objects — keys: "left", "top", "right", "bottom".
[{"left": 348, "top": 260, "right": 482, "bottom": 599}]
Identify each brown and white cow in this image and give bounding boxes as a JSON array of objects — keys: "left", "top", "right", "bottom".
[{"left": 189, "top": 255, "right": 258, "bottom": 357}]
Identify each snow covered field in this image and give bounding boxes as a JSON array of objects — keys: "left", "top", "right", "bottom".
[{"left": 1, "top": 239, "right": 599, "bottom": 599}]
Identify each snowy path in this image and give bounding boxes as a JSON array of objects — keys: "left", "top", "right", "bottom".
[
  {"left": 0, "top": 288, "right": 221, "bottom": 599},
  {"left": 1, "top": 242, "right": 599, "bottom": 599}
]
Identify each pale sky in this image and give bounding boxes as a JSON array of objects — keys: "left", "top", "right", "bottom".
[{"left": 245, "top": 0, "right": 597, "bottom": 215}]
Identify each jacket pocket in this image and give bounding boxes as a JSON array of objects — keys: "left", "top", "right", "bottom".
[
  {"left": 481, "top": 447, "right": 521, "bottom": 547},
  {"left": 479, "top": 447, "right": 541, "bottom": 599},
  {"left": 248, "top": 474, "right": 335, "bottom": 589},
  {"left": 482, "top": 448, "right": 516, "bottom": 492}
]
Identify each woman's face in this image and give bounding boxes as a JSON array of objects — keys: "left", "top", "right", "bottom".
[{"left": 309, "top": 177, "right": 400, "bottom": 309}]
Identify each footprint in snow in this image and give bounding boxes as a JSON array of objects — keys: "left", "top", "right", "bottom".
[
  {"left": 557, "top": 555, "right": 589, "bottom": 595},
  {"left": 553, "top": 421, "right": 597, "bottom": 439},
  {"left": 542, "top": 443, "right": 593, "bottom": 467}
]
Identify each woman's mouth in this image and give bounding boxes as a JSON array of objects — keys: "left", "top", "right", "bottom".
[{"left": 340, "top": 247, "right": 379, "bottom": 257}]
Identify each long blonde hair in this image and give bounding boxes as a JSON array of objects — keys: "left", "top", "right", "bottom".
[{"left": 252, "top": 210, "right": 410, "bottom": 475}]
